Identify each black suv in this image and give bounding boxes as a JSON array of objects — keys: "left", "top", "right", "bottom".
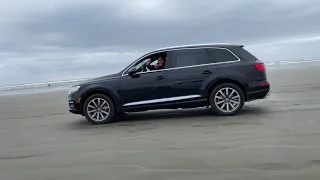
[{"left": 68, "top": 43, "right": 270, "bottom": 124}]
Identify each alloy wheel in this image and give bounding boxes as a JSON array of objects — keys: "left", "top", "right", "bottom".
[
  {"left": 214, "top": 87, "right": 241, "bottom": 113},
  {"left": 86, "top": 98, "right": 110, "bottom": 122}
]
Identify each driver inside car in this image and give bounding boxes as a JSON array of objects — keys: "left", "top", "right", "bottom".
[{"left": 146, "top": 56, "right": 166, "bottom": 71}]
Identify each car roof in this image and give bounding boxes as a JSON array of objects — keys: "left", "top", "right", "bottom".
[{"left": 154, "top": 43, "right": 244, "bottom": 52}]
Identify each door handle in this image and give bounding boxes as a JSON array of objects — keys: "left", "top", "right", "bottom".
[
  {"left": 156, "top": 76, "right": 165, "bottom": 80},
  {"left": 202, "top": 70, "right": 212, "bottom": 75}
]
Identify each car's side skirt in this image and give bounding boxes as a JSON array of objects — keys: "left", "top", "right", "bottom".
[{"left": 123, "top": 95, "right": 202, "bottom": 107}]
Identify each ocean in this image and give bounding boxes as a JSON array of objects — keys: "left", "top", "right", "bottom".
[{"left": 1, "top": 59, "right": 320, "bottom": 96}]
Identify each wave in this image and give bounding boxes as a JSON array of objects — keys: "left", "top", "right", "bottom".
[{"left": 0, "top": 78, "right": 91, "bottom": 91}]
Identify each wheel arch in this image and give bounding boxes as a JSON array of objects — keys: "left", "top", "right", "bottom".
[
  {"left": 80, "top": 88, "right": 119, "bottom": 114},
  {"left": 207, "top": 78, "right": 248, "bottom": 101}
]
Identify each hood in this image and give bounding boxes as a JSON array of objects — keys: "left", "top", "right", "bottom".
[{"left": 76, "top": 73, "right": 121, "bottom": 86}]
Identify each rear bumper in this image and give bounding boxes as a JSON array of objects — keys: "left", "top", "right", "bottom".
[
  {"left": 247, "top": 81, "right": 270, "bottom": 101},
  {"left": 247, "top": 89, "right": 270, "bottom": 101}
]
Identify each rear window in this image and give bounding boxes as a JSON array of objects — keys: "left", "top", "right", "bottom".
[
  {"left": 228, "top": 46, "right": 258, "bottom": 61},
  {"left": 205, "top": 48, "right": 239, "bottom": 63},
  {"left": 170, "top": 49, "right": 209, "bottom": 68}
]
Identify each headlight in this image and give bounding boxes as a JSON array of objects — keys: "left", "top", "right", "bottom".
[{"left": 68, "top": 86, "right": 80, "bottom": 94}]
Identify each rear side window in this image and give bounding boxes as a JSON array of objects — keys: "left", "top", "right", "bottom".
[
  {"left": 205, "top": 48, "right": 239, "bottom": 63},
  {"left": 227, "top": 46, "right": 258, "bottom": 61},
  {"left": 170, "top": 49, "right": 209, "bottom": 68}
]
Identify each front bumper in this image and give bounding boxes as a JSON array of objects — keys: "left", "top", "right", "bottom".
[{"left": 68, "top": 94, "right": 82, "bottom": 115}]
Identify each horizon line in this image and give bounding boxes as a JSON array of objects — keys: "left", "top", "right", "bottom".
[{"left": 1, "top": 58, "right": 320, "bottom": 89}]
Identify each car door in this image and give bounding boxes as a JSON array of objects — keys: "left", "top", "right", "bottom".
[
  {"left": 119, "top": 57, "right": 168, "bottom": 108},
  {"left": 166, "top": 48, "right": 219, "bottom": 101}
]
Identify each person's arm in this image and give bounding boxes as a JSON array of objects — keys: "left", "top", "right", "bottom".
[{"left": 146, "top": 59, "right": 156, "bottom": 70}]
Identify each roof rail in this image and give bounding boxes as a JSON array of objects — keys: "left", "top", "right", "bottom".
[{"left": 155, "top": 43, "right": 232, "bottom": 51}]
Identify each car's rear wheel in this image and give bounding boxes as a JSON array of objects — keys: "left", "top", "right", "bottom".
[
  {"left": 209, "top": 83, "right": 245, "bottom": 116},
  {"left": 83, "top": 94, "right": 115, "bottom": 124}
]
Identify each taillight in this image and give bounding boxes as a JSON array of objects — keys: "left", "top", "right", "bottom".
[{"left": 254, "top": 63, "right": 266, "bottom": 72}]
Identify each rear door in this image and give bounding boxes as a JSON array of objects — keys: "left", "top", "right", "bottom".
[
  {"left": 205, "top": 47, "right": 252, "bottom": 88},
  {"left": 166, "top": 48, "right": 219, "bottom": 101}
]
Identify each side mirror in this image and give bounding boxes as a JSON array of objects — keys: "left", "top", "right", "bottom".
[{"left": 128, "top": 67, "right": 138, "bottom": 76}]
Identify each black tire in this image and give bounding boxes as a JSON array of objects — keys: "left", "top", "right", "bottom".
[
  {"left": 83, "top": 94, "right": 115, "bottom": 124},
  {"left": 209, "top": 83, "right": 245, "bottom": 116}
]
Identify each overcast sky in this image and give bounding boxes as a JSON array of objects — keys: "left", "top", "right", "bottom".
[{"left": 0, "top": 0, "right": 320, "bottom": 86}]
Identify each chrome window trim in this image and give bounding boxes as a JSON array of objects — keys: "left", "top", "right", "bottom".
[
  {"left": 132, "top": 68, "right": 169, "bottom": 75},
  {"left": 121, "top": 47, "right": 241, "bottom": 77},
  {"left": 123, "top": 95, "right": 202, "bottom": 107}
]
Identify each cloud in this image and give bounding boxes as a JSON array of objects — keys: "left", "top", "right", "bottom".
[{"left": 0, "top": 0, "right": 320, "bottom": 86}]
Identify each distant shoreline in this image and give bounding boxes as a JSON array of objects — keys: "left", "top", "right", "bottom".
[{"left": 1, "top": 59, "right": 320, "bottom": 95}]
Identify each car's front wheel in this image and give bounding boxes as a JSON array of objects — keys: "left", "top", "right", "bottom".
[
  {"left": 209, "top": 83, "right": 245, "bottom": 116},
  {"left": 83, "top": 94, "right": 115, "bottom": 124}
]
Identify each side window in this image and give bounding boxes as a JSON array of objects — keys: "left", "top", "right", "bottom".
[
  {"left": 205, "top": 48, "right": 239, "bottom": 63},
  {"left": 171, "top": 49, "right": 209, "bottom": 68},
  {"left": 134, "top": 58, "right": 158, "bottom": 72},
  {"left": 129, "top": 52, "right": 168, "bottom": 73},
  {"left": 227, "top": 46, "right": 258, "bottom": 61},
  {"left": 133, "top": 58, "right": 149, "bottom": 71}
]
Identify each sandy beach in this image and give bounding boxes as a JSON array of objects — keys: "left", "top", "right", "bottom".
[{"left": 1, "top": 63, "right": 320, "bottom": 180}]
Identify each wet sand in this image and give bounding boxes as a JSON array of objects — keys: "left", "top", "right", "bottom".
[{"left": 1, "top": 64, "right": 320, "bottom": 180}]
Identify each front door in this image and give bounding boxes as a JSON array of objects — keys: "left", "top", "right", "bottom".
[{"left": 119, "top": 54, "right": 169, "bottom": 108}]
